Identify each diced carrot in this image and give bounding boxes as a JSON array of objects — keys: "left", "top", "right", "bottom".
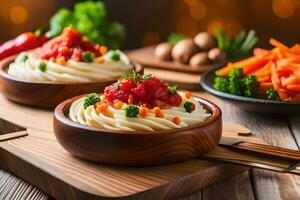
[
  {"left": 97, "top": 103, "right": 109, "bottom": 113},
  {"left": 99, "top": 46, "right": 108, "bottom": 55},
  {"left": 185, "top": 91, "right": 192, "bottom": 99},
  {"left": 96, "top": 57, "right": 105, "bottom": 64},
  {"left": 56, "top": 57, "right": 66, "bottom": 66},
  {"left": 172, "top": 117, "right": 181, "bottom": 125},
  {"left": 153, "top": 107, "right": 164, "bottom": 118},
  {"left": 139, "top": 107, "right": 149, "bottom": 117},
  {"left": 114, "top": 101, "right": 123, "bottom": 110}
]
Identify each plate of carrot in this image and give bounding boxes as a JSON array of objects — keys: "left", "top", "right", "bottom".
[{"left": 200, "top": 38, "right": 300, "bottom": 114}]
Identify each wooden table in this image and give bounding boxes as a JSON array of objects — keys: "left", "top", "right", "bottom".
[{"left": 0, "top": 92, "right": 299, "bottom": 200}]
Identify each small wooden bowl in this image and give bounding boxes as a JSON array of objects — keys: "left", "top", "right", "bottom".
[
  {"left": 53, "top": 95, "right": 222, "bottom": 166},
  {"left": 0, "top": 56, "right": 143, "bottom": 109}
]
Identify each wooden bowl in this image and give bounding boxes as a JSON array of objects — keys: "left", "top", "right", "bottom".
[
  {"left": 0, "top": 56, "right": 143, "bottom": 109},
  {"left": 53, "top": 95, "right": 222, "bottom": 166}
]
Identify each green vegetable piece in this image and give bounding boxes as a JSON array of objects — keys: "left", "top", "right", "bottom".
[
  {"left": 20, "top": 54, "right": 28, "bottom": 62},
  {"left": 228, "top": 68, "right": 244, "bottom": 96},
  {"left": 266, "top": 89, "right": 278, "bottom": 100},
  {"left": 114, "top": 82, "right": 120, "bottom": 90},
  {"left": 142, "top": 74, "right": 152, "bottom": 80},
  {"left": 169, "top": 85, "right": 178, "bottom": 94},
  {"left": 213, "top": 77, "right": 229, "bottom": 93},
  {"left": 167, "top": 33, "right": 188, "bottom": 45},
  {"left": 83, "top": 93, "right": 100, "bottom": 109},
  {"left": 34, "top": 28, "right": 45, "bottom": 38},
  {"left": 46, "top": 1, "right": 125, "bottom": 49},
  {"left": 110, "top": 50, "right": 121, "bottom": 61},
  {"left": 184, "top": 101, "right": 194, "bottom": 113},
  {"left": 243, "top": 74, "right": 258, "bottom": 97},
  {"left": 38, "top": 62, "right": 47, "bottom": 72},
  {"left": 82, "top": 52, "right": 94, "bottom": 63},
  {"left": 123, "top": 105, "right": 139, "bottom": 117}
]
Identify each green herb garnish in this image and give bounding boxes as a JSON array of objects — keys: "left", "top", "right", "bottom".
[
  {"left": 20, "top": 54, "right": 28, "bottom": 62},
  {"left": 38, "top": 62, "right": 47, "bottom": 72},
  {"left": 110, "top": 50, "right": 121, "bottom": 61},
  {"left": 123, "top": 105, "right": 139, "bottom": 117},
  {"left": 266, "top": 89, "right": 278, "bottom": 100},
  {"left": 83, "top": 93, "right": 100, "bottom": 109},
  {"left": 114, "top": 82, "right": 120, "bottom": 90},
  {"left": 213, "top": 67, "right": 259, "bottom": 98},
  {"left": 46, "top": 1, "right": 125, "bottom": 49},
  {"left": 142, "top": 74, "right": 152, "bottom": 80},
  {"left": 184, "top": 101, "right": 195, "bottom": 113},
  {"left": 82, "top": 52, "right": 94, "bottom": 63},
  {"left": 124, "top": 71, "right": 141, "bottom": 85},
  {"left": 167, "top": 33, "right": 188, "bottom": 45},
  {"left": 169, "top": 85, "right": 178, "bottom": 94},
  {"left": 215, "top": 28, "right": 258, "bottom": 60},
  {"left": 34, "top": 28, "right": 45, "bottom": 37}
]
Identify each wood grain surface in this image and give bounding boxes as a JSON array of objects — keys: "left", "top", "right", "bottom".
[
  {"left": 53, "top": 95, "right": 222, "bottom": 166},
  {"left": 0, "top": 91, "right": 299, "bottom": 199},
  {"left": 0, "top": 56, "right": 143, "bottom": 109},
  {"left": 0, "top": 92, "right": 254, "bottom": 200}
]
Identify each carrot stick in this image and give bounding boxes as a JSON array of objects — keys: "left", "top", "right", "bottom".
[
  {"left": 287, "top": 84, "right": 300, "bottom": 92},
  {"left": 270, "top": 38, "right": 290, "bottom": 51},
  {"left": 259, "top": 82, "right": 273, "bottom": 90}
]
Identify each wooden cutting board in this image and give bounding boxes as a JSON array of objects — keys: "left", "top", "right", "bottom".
[
  {"left": 0, "top": 93, "right": 260, "bottom": 200},
  {"left": 127, "top": 46, "right": 225, "bottom": 91}
]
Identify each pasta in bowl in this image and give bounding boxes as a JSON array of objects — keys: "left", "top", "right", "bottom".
[
  {"left": 0, "top": 28, "right": 142, "bottom": 108},
  {"left": 54, "top": 72, "right": 222, "bottom": 166}
]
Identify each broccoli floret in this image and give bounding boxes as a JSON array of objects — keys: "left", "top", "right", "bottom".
[
  {"left": 82, "top": 51, "right": 94, "bottom": 63},
  {"left": 213, "top": 77, "right": 229, "bottom": 92},
  {"left": 243, "top": 74, "right": 258, "bottom": 97},
  {"left": 123, "top": 105, "right": 139, "bottom": 117},
  {"left": 266, "top": 89, "right": 278, "bottom": 100},
  {"left": 228, "top": 68, "right": 244, "bottom": 96},
  {"left": 83, "top": 93, "right": 100, "bottom": 109}
]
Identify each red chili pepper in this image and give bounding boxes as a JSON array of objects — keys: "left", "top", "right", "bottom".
[{"left": 0, "top": 32, "right": 48, "bottom": 60}]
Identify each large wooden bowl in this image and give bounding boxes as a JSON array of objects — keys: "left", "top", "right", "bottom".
[
  {"left": 0, "top": 56, "right": 143, "bottom": 109},
  {"left": 53, "top": 95, "right": 222, "bottom": 166}
]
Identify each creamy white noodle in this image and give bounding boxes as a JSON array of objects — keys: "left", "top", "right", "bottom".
[
  {"left": 8, "top": 50, "right": 132, "bottom": 83},
  {"left": 69, "top": 93, "right": 211, "bottom": 132}
]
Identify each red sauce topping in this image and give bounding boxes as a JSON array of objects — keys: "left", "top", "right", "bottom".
[
  {"left": 103, "top": 73, "right": 182, "bottom": 108},
  {"left": 37, "top": 27, "right": 102, "bottom": 62}
]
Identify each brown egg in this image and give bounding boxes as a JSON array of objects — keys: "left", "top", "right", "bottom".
[
  {"left": 208, "top": 48, "right": 227, "bottom": 63},
  {"left": 189, "top": 52, "right": 210, "bottom": 67},
  {"left": 171, "top": 39, "right": 199, "bottom": 64},
  {"left": 154, "top": 42, "right": 173, "bottom": 61},
  {"left": 194, "top": 32, "right": 217, "bottom": 51}
]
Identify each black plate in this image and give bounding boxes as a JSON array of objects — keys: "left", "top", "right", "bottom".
[{"left": 200, "top": 69, "right": 300, "bottom": 115}]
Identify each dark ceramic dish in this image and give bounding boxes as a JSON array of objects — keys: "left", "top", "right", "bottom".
[{"left": 200, "top": 69, "right": 300, "bottom": 115}]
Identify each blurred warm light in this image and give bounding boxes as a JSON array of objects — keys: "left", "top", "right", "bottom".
[
  {"left": 272, "top": 0, "right": 294, "bottom": 19},
  {"left": 176, "top": 16, "right": 198, "bottom": 36},
  {"left": 10, "top": 5, "right": 28, "bottom": 24},
  {"left": 215, "top": 0, "right": 227, "bottom": 6},
  {"left": 184, "top": 0, "right": 198, "bottom": 6},
  {"left": 189, "top": 1, "right": 207, "bottom": 20},
  {"left": 207, "top": 20, "right": 223, "bottom": 34},
  {"left": 142, "top": 32, "right": 161, "bottom": 46}
]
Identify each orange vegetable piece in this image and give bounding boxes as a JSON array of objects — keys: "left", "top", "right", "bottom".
[
  {"left": 114, "top": 101, "right": 123, "bottom": 110},
  {"left": 259, "top": 82, "right": 273, "bottom": 90},
  {"left": 99, "top": 46, "right": 108, "bottom": 55},
  {"left": 56, "top": 57, "right": 66, "bottom": 66},
  {"left": 128, "top": 94, "right": 134, "bottom": 104},
  {"left": 153, "top": 107, "right": 164, "bottom": 118},
  {"left": 96, "top": 57, "right": 105, "bottom": 64},
  {"left": 287, "top": 84, "right": 300, "bottom": 92},
  {"left": 97, "top": 103, "right": 109, "bottom": 113},
  {"left": 253, "top": 48, "right": 269, "bottom": 57},
  {"left": 185, "top": 91, "right": 192, "bottom": 99},
  {"left": 139, "top": 106, "right": 149, "bottom": 117},
  {"left": 270, "top": 38, "right": 290, "bottom": 51},
  {"left": 172, "top": 117, "right": 181, "bottom": 125}
]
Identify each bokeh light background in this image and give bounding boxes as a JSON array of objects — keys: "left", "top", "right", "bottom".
[{"left": 1, "top": 0, "right": 300, "bottom": 49}]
